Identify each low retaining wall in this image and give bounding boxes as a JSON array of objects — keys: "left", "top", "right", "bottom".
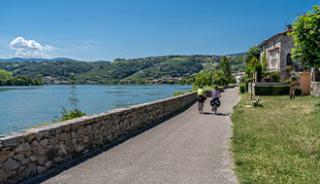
[
  {"left": 311, "top": 82, "right": 320, "bottom": 96},
  {"left": 0, "top": 92, "right": 197, "bottom": 183}
]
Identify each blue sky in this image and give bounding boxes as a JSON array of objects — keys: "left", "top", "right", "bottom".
[{"left": 0, "top": 0, "right": 319, "bottom": 61}]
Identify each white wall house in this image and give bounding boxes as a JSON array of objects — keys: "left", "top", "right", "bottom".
[{"left": 259, "top": 26, "right": 298, "bottom": 78}]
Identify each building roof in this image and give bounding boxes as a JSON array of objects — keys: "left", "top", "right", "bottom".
[{"left": 259, "top": 31, "right": 289, "bottom": 48}]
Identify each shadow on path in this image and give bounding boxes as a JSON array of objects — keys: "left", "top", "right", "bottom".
[
  {"left": 202, "top": 112, "right": 229, "bottom": 116},
  {"left": 20, "top": 102, "right": 195, "bottom": 184}
]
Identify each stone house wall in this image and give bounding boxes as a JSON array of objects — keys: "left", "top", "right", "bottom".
[
  {"left": 311, "top": 82, "right": 320, "bottom": 96},
  {"left": 0, "top": 92, "right": 197, "bottom": 183},
  {"left": 261, "top": 38, "right": 282, "bottom": 71},
  {"left": 260, "top": 32, "right": 295, "bottom": 79}
]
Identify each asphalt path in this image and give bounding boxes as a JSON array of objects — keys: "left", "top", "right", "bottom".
[{"left": 42, "top": 87, "right": 240, "bottom": 184}]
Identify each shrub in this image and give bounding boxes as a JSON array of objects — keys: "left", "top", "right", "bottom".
[
  {"left": 193, "top": 71, "right": 214, "bottom": 89},
  {"left": 227, "top": 83, "right": 237, "bottom": 88},
  {"left": 270, "top": 72, "right": 280, "bottom": 82},
  {"left": 60, "top": 108, "right": 86, "bottom": 121},
  {"left": 240, "top": 83, "right": 246, "bottom": 93},
  {"left": 255, "top": 64, "right": 262, "bottom": 82}
]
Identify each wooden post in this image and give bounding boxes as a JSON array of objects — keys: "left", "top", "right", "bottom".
[{"left": 251, "top": 73, "right": 254, "bottom": 101}]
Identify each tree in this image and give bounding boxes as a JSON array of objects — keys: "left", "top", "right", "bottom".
[
  {"left": 193, "top": 71, "right": 214, "bottom": 89},
  {"left": 289, "top": 6, "right": 320, "bottom": 68},
  {"left": 213, "top": 70, "right": 228, "bottom": 87},
  {"left": 246, "top": 56, "right": 262, "bottom": 82},
  {"left": 245, "top": 46, "right": 261, "bottom": 65},
  {"left": 0, "top": 69, "right": 12, "bottom": 81},
  {"left": 261, "top": 52, "right": 268, "bottom": 71},
  {"left": 220, "top": 56, "right": 233, "bottom": 83},
  {"left": 247, "top": 57, "right": 260, "bottom": 73}
]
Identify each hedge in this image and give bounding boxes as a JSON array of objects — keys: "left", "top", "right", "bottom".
[
  {"left": 255, "top": 85, "right": 301, "bottom": 96},
  {"left": 240, "top": 83, "right": 246, "bottom": 93}
]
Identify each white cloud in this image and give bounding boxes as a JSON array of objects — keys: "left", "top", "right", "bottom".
[{"left": 10, "top": 36, "right": 54, "bottom": 57}]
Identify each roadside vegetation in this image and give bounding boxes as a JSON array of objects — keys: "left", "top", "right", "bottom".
[
  {"left": 173, "top": 90, "right": 192, "bottom": 96},
  {"left": 31, "top": 77, "right": 87, "bottom": 127},
  {"left": 173, "top": 56, "right": 237, "bottom": 96},
  {"left": 233, "top": 6, "right": 320, "bottom": 183},
  {"left": 232, "top": 94, "right": 320, "bottom": 183},
  {"left": 192, "top": 56, "right": 236, "bottom": 90},
  {"left": 59, "top": 76, "right": 86, "bottom": 121}
]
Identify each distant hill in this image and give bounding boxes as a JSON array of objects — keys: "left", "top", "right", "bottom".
[
  {"left": 0, "top": 57, "right": 78, "bottom": 63},
  {"left": 0, "top": 54, "right": 246, "bottom": 84}
]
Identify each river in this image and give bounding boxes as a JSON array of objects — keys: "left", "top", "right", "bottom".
[{"left": 0, "top": 85, "right": 191, "bottom": 135}]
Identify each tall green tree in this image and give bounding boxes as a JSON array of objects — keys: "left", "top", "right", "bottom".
[
  {"left": 213, "top": 70, "right": 228, "bottom": 86},
  {"left": 245, "top": 46, "right": 261, "bottom": 65},
  {"left": 246, "top": 56, "right": 262, "bottom": 82},
  {"left": 247, "top": 57, "right": 260, "bottom": 73},
  {"left": 220, "top": 56, "right": 232, "bottom": 82},
  {"left": 193, "top": 71, "right": 214, "bottom": 89},
  {"left": 289, "top": 6, "right": 320, "bottom": 68},
  {"left": 261, "top": 52, "right": 268, "bottom": 71}
]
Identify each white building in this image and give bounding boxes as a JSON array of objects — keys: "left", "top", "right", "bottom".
[{"left": 259, "top": 26, "right": 300, "bottom": 78}]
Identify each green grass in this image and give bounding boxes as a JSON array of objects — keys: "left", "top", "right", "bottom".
[
  {"left": 173, "top": 90, "right": 192, "bottom": 96},
  {"left": 231, "top": 94, "right": 320, "bottom": 184}
]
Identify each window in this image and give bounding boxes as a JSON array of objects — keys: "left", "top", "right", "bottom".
[
  {"left": 268, "top": 48, "right": 280, "bottom": 70},
  {"left": 286, "top": 53, "right": 293, "bottom": 66}
]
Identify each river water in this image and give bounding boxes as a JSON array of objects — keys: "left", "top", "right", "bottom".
[{"left": 0, "top": 85, "right": 191, "bottom": 135}]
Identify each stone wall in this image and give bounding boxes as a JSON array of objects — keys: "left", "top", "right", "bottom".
[
  {"left": 0, "top": 92, "right": 197, "bottom": 183},
  {"left": 311, "top": 82, "right": 320, "bottom": 96}
]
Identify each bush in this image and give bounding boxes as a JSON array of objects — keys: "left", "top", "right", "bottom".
[
  {"left": 193, "top": 71, "right": 215, "bottom": 89},
  {"left": 240, "top": 83, "right": 246, "bottom": 93},
  {"left": 60, "top": 108, "right": 86, "bottom": 121},
  {"left": 255, "top": 64, "right": 262, "bottom": 82},
  {"left": 270, "top": 72, "right": 280, "bottom": 82}
]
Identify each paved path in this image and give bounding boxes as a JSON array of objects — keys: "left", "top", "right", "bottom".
[{"left": 42, "top": 88, "right": 240, "bottom": 184}]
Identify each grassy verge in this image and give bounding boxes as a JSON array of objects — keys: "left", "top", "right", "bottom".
[
  {"left": 231, "top": 94, "right": 320, "bottom": 184},
  {"left": 173, "top": 90, "right": 192, "bottom": 96}
]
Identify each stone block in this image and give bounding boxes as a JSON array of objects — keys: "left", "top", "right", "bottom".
[
  {"left": 4, "top": 158, "right": 20, "bottom": 170},
  {"left": 20, "top": 164, "right": 37, "bottom": 179},
  {"left": 37, "top": 155, "right": 47, "bottom": 165},
  {"left": 58, "top": 144, "right": 67, "bottom": 156},
  {"left": 44, "top": 161, "right": 53, "bottom": 168},
  {"left": 15, "top": 142, "right": 31, "bottom": 152},
  {"left": 37, "top": 166, "right": 46, "bottom": 174},
  {"left": 311, "top": 82, "right": 320, "bottom": 97},
  {"left": 31, "top": 140, "right": 39, "bottom": 147},
  {"left": 40, "top": 139, "right": 49, "bottom": 146},
  {"left": 0, "top": 169, "right": 9, "bottom": 182},
  {"left": 2, "top": 137, "right": 19, "bottom": 147},
  {"left": 37, "top": 146, "right": 48, "bottom": 155},
  {"left": 13, "top": 154, "right": 29, "bottom": 165},
  {"left": 83, "top": 136, "right": 89, "bottom": 143},
  {"left": 0, "top": 151, "right": 11, "bottom": 161}
]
